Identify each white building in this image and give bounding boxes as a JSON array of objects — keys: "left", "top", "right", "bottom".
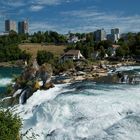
[
  {"left": 94, "top": 29, "right": 106, "bottom": 42},
  {"left": 61, "top": 50, "right": 84, "bottom": 62},
  {"left": 111, "top": 28, "right": 120, "bottom": 42},
  {"left": 68, "top": 35, "right": 79, "bottom": 43},
  {"left": 5, "top": 19, "right": 16, "bottom": 32},
  {"left": 18, "top": 20, "right": 29, "bottom": 34}
]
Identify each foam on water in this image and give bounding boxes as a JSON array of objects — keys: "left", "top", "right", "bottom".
[
  {"left": 14, "top": 80, "right": 140, "bottom": 140},
  {"left": 115, "top": 66, "right": 140, "bottom": 72},
  {"left": 0, "top": 78, "right": 12, "bottom": 87}
]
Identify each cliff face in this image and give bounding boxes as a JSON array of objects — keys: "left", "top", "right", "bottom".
[
  {"left": 0, "top": 63, "right": 54, "bottom": 107},
  {"left": 18, "top": 63, "right": 54, "bottom": 104}
]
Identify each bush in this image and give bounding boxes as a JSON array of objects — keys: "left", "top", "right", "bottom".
[
  {"left": 54, "top": 60, "right": 74, "bottom": 74},
  {"left": 37, "top": 50, "right": 54, "bottom": 65},
  {"left": 116, "top": 47, "right": 125, "bottom": 57},
  {"left": 0, "top": 110, "right": 22, "bottom": 140}
]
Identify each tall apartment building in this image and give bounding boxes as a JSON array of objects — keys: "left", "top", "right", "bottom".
[
  {"left": 107, "top": 28, "right": 120, "bottom": 42},
  {"left": 111, "top": 28, "right": 119, "bottom": 34},
  {"left": 94, "top": 29, "right": 106, "bottom": 42},
  {"left": 5, "top": 20, "right": 16, "bottom": 32},
  {"left": 111, "top": 28, "right": 120, "bottom": 42},
  {"left": 18, "top": 20, "right": 29, "bottom": 34}
]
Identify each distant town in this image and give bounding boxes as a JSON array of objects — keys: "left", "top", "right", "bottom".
[
  {"left": 0, "top": 18, "right": 139, "bottom": 65},
  {"left": 67, "top": 28, "right": 120, "bottom": 43},
  {"left": 0, "top": 19, "right": 137, "bottom": 44}
]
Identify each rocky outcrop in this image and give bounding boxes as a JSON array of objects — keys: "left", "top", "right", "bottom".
[
  {"left": 54, "top": 63, "right": 108, "bottom": 84},
  {"left": 53, "top": 60, "right": 137, "bottom": 84},
  {"left": 1, "top": 62, "right": 54, "bottom": 106}
]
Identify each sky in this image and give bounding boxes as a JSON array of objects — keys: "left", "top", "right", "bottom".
[{"left": 0, "top": 0, "right": 140, "bottom": 34}]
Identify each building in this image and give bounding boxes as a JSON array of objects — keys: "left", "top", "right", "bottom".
[
  {"left": 94, "top": 29, "right": 106, "bottom": 42},
  {"left": 68, "top": 35, "right": 79, "bottom": 43},
  {"left": 110, "top": 28, "right": 120, "bottom": 42},
  {"left": 66, "top": 31, "right": 79, "bottom": 43},
  {"left": 18, "top": 20, "right": 29, "bottom": 34},
  {"left": 5, "top": 19, "right": 16, "bottom": 32},
  {"left": 61, "top": 50, "right": 84, "bottom": 62},
  {"left": 111, "top": 28, "right": 119, "bottom": 35}
]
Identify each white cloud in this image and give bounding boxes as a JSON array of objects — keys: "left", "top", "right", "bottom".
[
  {"left": 28, "top": 9, "right": 140, "bottom": 34},
  {"left": 0, "top": 0, "right": 140, "bottom": 33},
  {"left": 61, "top": 10, "right": 102, "bottom": 18},
  {"left": 29, "top": 21, "right": 57, "bottom": 33},
  {"left": 35, "top": 0, "right": 60, "bottom": 5},
  {"left": 60, "top": 9, "right": 140, "bottom": 33},
  {"left": 31, "top": 0, "right": 80, "bottom": 6},
  {"left": 1, "top": 0, "right": 25, "bottom": 7},
  {"left": 30, "top": 5, "right": 44, "bottom": 12}
]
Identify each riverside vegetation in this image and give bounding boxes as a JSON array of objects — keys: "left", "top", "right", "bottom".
[
  {"left": 0, "top": 30, "right": 140, "bottom": 65},
  {"left": 0, "top": 30, "right": 140, "bottom": 139},
  {"left": 0, "top": 109, "right": 22, "bottom": 140}
]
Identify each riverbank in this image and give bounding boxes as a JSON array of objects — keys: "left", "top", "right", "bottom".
[
  {"left": 54, "top": 60, "right": 137, "bottom": 84},
  {"left": 0, "top": 60, "right": 137, "bottom": 89},
  {"left": 1, "top": 62, "right": 139, "bottom": 105},
  {"left": 0, "top": 60, "right": 26, "bottom": 68},
  {"left": 0, "top": 60, "right": 137, "bottom": 104}
]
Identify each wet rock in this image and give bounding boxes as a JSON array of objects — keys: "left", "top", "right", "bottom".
[{"left": 43, "top": 82, "right": 55, "bottom": 90}]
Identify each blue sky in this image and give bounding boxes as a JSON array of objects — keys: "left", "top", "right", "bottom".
[{"left": 0, "top": 0, "right": 140, "bottom": 34}]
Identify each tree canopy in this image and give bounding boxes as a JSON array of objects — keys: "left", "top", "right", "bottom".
[
  {"left": 0, "top": 32, "right": 30, "bottom": 62},
  {"left": 37, "top": 50, "right": 54, "bottom": 65},
  {"left": 0, "top": 110, "right": 22, "bottom": 140}
]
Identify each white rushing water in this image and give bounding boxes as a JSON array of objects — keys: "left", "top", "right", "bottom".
[
  {"left": 13, "top": 66, "right": 140, "bottom": 140},
  {"left": 115, "top": 66, "right": 140, "bottom": 72},
  {"left": 0, "top": 78, "right": 12, "bottom": 87},
  {"left": 13, "top": 82, "right": 140, "bottom": 140}
]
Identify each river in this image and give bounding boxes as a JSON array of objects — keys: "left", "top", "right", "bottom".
[
  {"left": 12, "top": 65, "right": 140, "bottom": 140},
  {"left": 0, "top": 67, "right": 22, "bottom": 94}
]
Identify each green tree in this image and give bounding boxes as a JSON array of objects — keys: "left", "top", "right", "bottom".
[
  {"left": 0, "top": 110, "right": 22, "bottom": 140},
  {"left": 54, "top": 60, "right": 74, "bottom": 74},
  {"left": 116, "top": 47, "right": 125, "bottom": 57},
  {"left": 100, "top": 46, "right": 106, "bottom": 59},
  {"left": 98, "top": 40, "right": 112, "bottom": 49},
  {"left": 37, "top": 50, "right": 54, "bottom": 65},
  {"left": 0, "top": 32, "right": 30, "bottom": 62}
]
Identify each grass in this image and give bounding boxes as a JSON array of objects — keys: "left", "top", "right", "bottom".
[{"left": 19, "top": 43, "right": 66, "bottom": 59}]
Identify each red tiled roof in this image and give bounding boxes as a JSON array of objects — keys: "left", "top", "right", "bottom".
[{"left": 112, "top": 45, "right": 120, "bottom": 48}]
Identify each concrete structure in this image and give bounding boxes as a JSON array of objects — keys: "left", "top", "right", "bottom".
[
  {"left": 111, "top": 28, "right": 120, "bottom": 42},
  {"left": 18, "top": 20, "right": 29, "bottom": 34},
  {"left": 94, "top": 29, "right": 106, "bottom": 42},
  {"left": 5, "top": 19, "right": 16, "bottom": 32}
]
